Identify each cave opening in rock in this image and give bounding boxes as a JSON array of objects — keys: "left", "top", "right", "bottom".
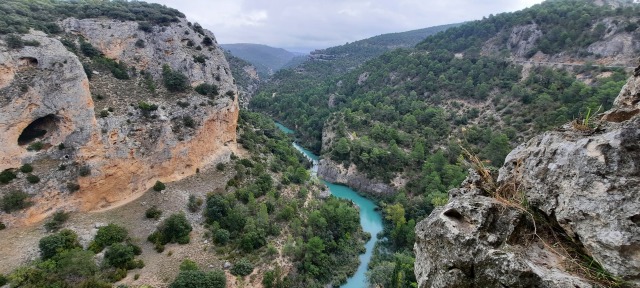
[{"left": 18, "top": 114, "right": 59, "bottom": 145}]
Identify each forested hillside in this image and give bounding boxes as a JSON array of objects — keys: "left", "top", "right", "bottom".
[{"left": 251, "top": 1, "right": 638, "bottom": 286}]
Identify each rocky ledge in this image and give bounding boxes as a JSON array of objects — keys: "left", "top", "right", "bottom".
[{"left": 415, "top": 65, "right": 640, "bottom": 287}]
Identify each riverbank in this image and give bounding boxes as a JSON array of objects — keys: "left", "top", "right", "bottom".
[{"left": 276, "top": 122, "right": 383, "bottom": 288}]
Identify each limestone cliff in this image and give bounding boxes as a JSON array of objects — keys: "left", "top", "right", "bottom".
[
  {"left": 0, "top": 19, "right": 238, "bottom": 227},
  {"left": 415, "top": 65, "right": 640, "bottom": 287}
]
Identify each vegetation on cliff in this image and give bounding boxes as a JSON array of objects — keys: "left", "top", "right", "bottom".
[{"left": 0, "top": 0, "right": 184, "bottom": 35}]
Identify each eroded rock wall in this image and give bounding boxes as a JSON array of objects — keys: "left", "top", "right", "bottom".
[{"left": 0, "top": 19, "right": 238, "bottom": 226}]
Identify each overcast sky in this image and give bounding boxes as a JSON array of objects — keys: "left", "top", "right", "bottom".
[{"left": 147, "top": 0, "right": 545, "bottom": 52}]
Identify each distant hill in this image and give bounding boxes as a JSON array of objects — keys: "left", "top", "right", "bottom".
[{"left": 221, "top": 43, "right": 297, "bottom": 77}]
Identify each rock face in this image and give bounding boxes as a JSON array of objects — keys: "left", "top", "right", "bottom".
[
  {"left": 317, "top": 159, "right": 396, "bottom": 196},
  {"left": 0, "top": 19, "right": 238, "bottom": 226},
  {"left": 415, "top": 67, "right": 640, "bottom": 287},
  {"left": 317, "top": 122, "right": 397, "bottom": 196}
]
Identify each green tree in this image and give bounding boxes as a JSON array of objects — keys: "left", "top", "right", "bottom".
[
  {"left": 170, "top": 270, "right": 226, "bottom": 288},
  {"left": 90, "top": 223, "right": 128, "bottom": 252},
  {"left": 39, "top": 229, "right": 81, "bottom": 259},
  {"left": 104, "top": 243, "right": 135, "bottom": 269},
  {"left": 484, "top": 133, "right": 511, "bottom": 167}
]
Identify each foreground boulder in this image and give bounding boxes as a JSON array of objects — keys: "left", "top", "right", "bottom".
[{"left": 415, "top": 67, "right": 640, "bottom": 287}]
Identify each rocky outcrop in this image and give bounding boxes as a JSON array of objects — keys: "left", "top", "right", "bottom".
[
  {"left": 0, "top": 19, "right": 238, "bottom": 227},
  {"left": 415, "top": 67, "right": 640, "bottom": 287},
  {"left": 317, "top": 159, "right": 395, "bottom": 196},
  {"left": 415, "top": 172, "right": 594, "bottom": 288},
  {"left": 318, "top": 121, "right": 397, "bottom": 196}
]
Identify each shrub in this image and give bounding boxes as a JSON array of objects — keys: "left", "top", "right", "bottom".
[
  {"left": 60, "top": 38, "right": 77, "bottom": 53},
  {"left": 187, "top": 195, "right": 203, "bottom": 213},
  {"left": 183, "top": 116, "right": 195, "bottom": 128},
  {"left": 55, "top": 248, "right": 98, "bottom": 280},
  {"left": 20, "top": 164, "right": 33, "bottom": 173},
  {"left": 170, "top": 270, "right": 226, "bottom": 288},
  {"left": 104, "top": 243, "right": 139, "bottom": 269},
  {"left": 1, "top": 190, "right": 31, "bottom": 213},
  {"left": 6, "top": 34, "right": 24, "bottom": 49},
  {"left": 177, "top": 101, "right": 190, "bottom": 108},
  {"left": 145, "top": 206, "right": 162, "bottom": 219},
  {"left": 90, "top": 223, "right": 128, "bottom": 252},
  {"left": 162, "top": 65, "right": 189, "bottom": 93},
  {"left": 83, "top": 63, "right": 93, "bottom": 80},
  {"left": 23, "top": 40, "right": 40, "bottom": 47},
  {"left": 179, "top": 259, "right": 198, "bottom": 271},
  {"left": 230, "top": 258, "right": 254, "bottom": 276},
  {"left": 67, "top": 182, "right": 81, "bottom": 192},
  {"left": 192, "top": 55, "right": 206, "bottom": 64},
  {"left": 79, "top": 165, "right": 91, "bottom": 177},
  {"left": 135, "top": 39, "right": 145, "bottom": 48},
  {"left": 153, "top": 181, "right": 166, "bottom": 192},
  {"left": 138, "top": 21, "right": 153, "bottom": 32},
  {"left": 225, "top": 90, "right": 235, "bottom": 97},
  {"left": 138, "top": 101, "right": 159, "bottom": 114},
  {"left": 44, "top": 211, "right": 70, "bottom": 232},
  {"left": 26, "top": 174, "right": 40, "bottom": 184},
  {"left": 100, "top": 110, "right": 109, "bottom": 118},
  {"left": 202, "top": 36, "right": 213, "bottom": 46},
  {"left": 39, "top": 229, "right": 80, "bottom": 259},
  {"left": 0, "top": 221, "right": 6, "bottom": 230},
  {"left": 0, "top": 169, "right": 17, "bottom": 184},
  {"left": 194, "top": 83, "right": 218, "bottom": 96},
  {"left": 213, "top": 229, "right": 229, "bottom": 245},
  {"left": 147, "top": 213, "right": 192, "bottom": 247},
  {"left": 0, "top": 274, "right": 6, "bottom": 286},
  {"left": 27, "top": 141, "right": 44, "bottom": 151},
  {"left": 80, "top": 40, "right": 101, "bottom": 58},
  {"left": 216, "top": 163, "right": 225, "bottom": 171}
]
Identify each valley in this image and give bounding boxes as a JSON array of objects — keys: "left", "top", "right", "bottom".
[{"left": 1, "top": 0, "right": 639, "bottom": 287}]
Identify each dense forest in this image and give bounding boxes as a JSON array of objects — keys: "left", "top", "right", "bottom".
[{"left": 251, "top": 0, "right": 637, "bottom": 286}]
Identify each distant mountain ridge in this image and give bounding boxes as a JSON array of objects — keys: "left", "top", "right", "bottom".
[{"left": 221, "top": 43, "right": 297, "bottom": 77}]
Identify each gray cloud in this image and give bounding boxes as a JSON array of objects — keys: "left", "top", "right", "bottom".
[{"left": 148, "top": 0, "right": 544, "bottom": 52}]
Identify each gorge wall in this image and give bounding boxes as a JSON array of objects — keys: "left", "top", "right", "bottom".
[
  {"left": 414, "top": 64, "right": 640, "bottom": 287},
  {"left": 0, "top": 18, "right": 238, "bottom": 227}
]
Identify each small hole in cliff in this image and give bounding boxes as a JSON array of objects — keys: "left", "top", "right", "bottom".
[
  {"left": 443, "top": 209, "right": 464, "bottom": 221},
  {"left": 18, "top": 114, "right": 59, "bottom": 145},
  {"left": 18, "top": 57, "right": 38, "bottom": 67},
  {"left": 630, "top": 214, "right": 640, "bottom": 225}
]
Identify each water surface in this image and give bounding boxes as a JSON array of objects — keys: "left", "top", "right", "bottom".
[{"left": 276, "top": 122, "right": 383, "bottom": 287}]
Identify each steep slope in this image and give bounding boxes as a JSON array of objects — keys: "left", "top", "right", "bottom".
[
  {"left": 221, "top": 43, "right": 297, "bottom": 77},
  {"left": 0, "top": 7, "right": 238, "bottom": 226},
  {"left": 253, "top": 23, "right": 460, "bottom": 150},
  {"left": 224, "top": 50, "right": 261, "bottom": 108},
  {"left": 415, "top": 63, "right": 640, "bottom": 288}
]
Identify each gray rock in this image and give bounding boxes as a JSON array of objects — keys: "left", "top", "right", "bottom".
[
  {"left": 318, "top": 158, "right": 396, "bottom": 196},
  {"left": 414, "top": 173, "right": 592, "bottom": 288},
  {"left": 416, "top": 68, "right": 640, "bottom": 287}
]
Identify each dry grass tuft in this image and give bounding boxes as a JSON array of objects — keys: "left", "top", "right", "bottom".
[{"left": 461, "top": 146, "right": 627, "bottom": 287}]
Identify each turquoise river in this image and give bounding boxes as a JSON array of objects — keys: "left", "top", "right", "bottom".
[{"left": 276, "top": 123, "right": 384, "bottom": 288}]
